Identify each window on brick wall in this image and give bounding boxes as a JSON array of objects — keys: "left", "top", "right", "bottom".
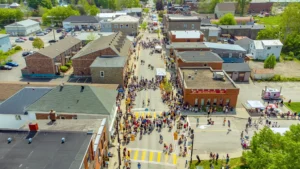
[
  {"left": 98, "top": 148, "right": 101, "bottom": 159},
  {"left": 100, "top": 71, "right": 104, "bottom": 77}
]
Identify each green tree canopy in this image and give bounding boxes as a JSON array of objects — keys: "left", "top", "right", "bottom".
[
  {"left": 41, "top": 0, "right": 53, "bottom": 9},
  {"left": 142, "top": 8, "right": 149, "bottom": 13},
  {"left": 0, "top": 9, "right": 24, "bottom": 26},
  {"left": 32, "top": 38, "right": 44, "bottom": 49},
  {"left": 140, "top": 22, "right": 147, "bottom": 31},
  {"left": 42, "top": 6, "right": 80, "bottom": 25},
  {"left": 243, "top": 124, "right": 300, "bottom": 169},
  {"left": 282, "top": 32, "right": 300, "bottom": 57},
  {"left": 89, "top": 5, "right": 100, "bottom": 16},
  {"left": 256, "top": 26, "right": 281, "bottom": 40},
  {"left": 264, "top": 54, "right": 277, "bottom": 68},
  {"left": 236, "top": 0, "right": 251, "bottom": 16},
  {"left": 216, "top": 13, "right": 237, "bottom": 25}
]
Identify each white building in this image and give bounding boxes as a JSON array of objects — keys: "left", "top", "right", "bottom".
[
  {"left": 62, "top": 16, "right": 100, "bottom": 30},
  {"left": 5, "top": 19, "right": 41, "bottom": 36},
  {"left": 96, "top": 12, "right": 127, "bottom": 20},
  {"left": 250, "top": 40, "right": 283, "bottom": 60}
]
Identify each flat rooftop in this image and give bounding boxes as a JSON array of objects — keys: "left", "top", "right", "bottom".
[
  {"left": 20, "top": 119, "right": 103, "bottom": 133},
  {"left": 181, "top": 68, "right": 236, "bottom": 89},
  {"left": 0, "top": 129, "right": 92, "bottom": 169}
]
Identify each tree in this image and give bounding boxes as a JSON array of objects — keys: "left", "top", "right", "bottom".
[
  {"left": 87, "top": 32, "right": 97, "bottom": 42},
  {"left": 256, "top": 26, "right": 281, "bottom": 40},
  {"left": 0, "top": 9, "right": 24, "bottom": 26},
  {"left": 28, "top": 0, "right": 40, "bottom": 9},
  {"left": 140, "top": 22, "right": 147, "bottom": 31},
  {"left": 264, "top": 54, "right": 277, "bottom": 68},
  {"left": 236, "top": 0, "right": 251, "bottom": 16},
  {"left": 156, "top": 0, "right": 163, "bottom": 11},
  {"left": 42, "top": 6, "right": 80, "bottom": 25},
  {"left": 282, "top": 32, "right": 300, "bottom": 57},
  {"left": 89, "top": 5, "right": 100, "bottom": 16},
  {"left": 243, "top": 124, "right": 300, "bottom": 169},
  {"left": 280, "top": 3, "right": 300, "bottom": 39},
  {"left": 207, "top": 0, "right": 223, "bottom": 13},
  {"left": 216, "top": 13, "right": 236, "bottom": 25},
  {"left": 142, "top": 8, "right": 149, "bottom": 13},
  {"left": 41, "top": 0, "right": 53, "bottom": 9},
  {"left": 32, "top": 38, "right": 44, "bottom": 49}
]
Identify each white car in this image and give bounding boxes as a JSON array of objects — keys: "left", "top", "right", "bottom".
[{"left": 36, "top": 33, "right": 44, "bottom": 36}]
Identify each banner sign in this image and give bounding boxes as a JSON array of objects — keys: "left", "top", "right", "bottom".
[{"left": 190, "top": 89, "right": 227, "bottom": 94}]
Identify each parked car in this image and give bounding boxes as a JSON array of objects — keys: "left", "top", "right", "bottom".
[
  {"left": 6, "top": 62, "right": 19, "bottom": 67},
  {"left": 36, "top": 33, "right": 44, "bottom": 36},
  {"left": 22, "top": 51, "right": 30, "bottom": 56},
  {"left": 56, "top": 29, "right": 63, "bottom": 33},
  {"left": 19, "top": 37, "right": 27, "bottom": 41},
  {"left": 48, "top": 40, "right": 57, "bottom": 43},
  {"left": 228, "top": 39, "right": 235, "bottom": 44},
  {"left": 29, "top": 37, "right": 35, "bottom": 41},
  {"left": 0, "top": 65, "right": 12, "bottom": 70},
  {"left": 15, "top": 39, "right": 25, "bottom": 43},
  {"left": 59, "top": 35, "right": 65, "bottom": 40}
]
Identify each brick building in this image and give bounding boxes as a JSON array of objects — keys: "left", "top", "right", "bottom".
[
  {"left": 72, "top": 32, "right": 132, "bottom": 85},
  {"left": 0, "top": 118, "right": 109, "bottom": 169},
  {"left": 163, "top": 14, "right": 201, "bottom": 34},
  {"left": 169, "top": 30, "right": 204, "bottom": 42},
  {"left": 168, "top": 42, "right": 210, "bottom": 58},
  {"left": 177, "top": 67, "right": 239, "bottom": 108},
  {"left": 219, "top": 25, "right": 265, "bottom": 40},
  {"left": 22, "top": 36, "right": 82, "bottom": 78}
]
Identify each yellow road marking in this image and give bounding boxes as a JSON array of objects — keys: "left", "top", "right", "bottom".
[
  {"left": 157, "top": 152, "right": 161, "bottom": 162},
  {"left": 147, "top": 112, "right": 151, "bottom": 117},
  {"left": 134, "top": 150, "right": 139, "bottom": 160},
  {"left": 165, "top": 154, "right": 169, "bottom": 162},
  {"left": 141, "top": 112, "right": 145, "bottom": 118},
  {"left": 135, "top": 112, "right": 139, "bottom": 118},
  {"left": 149, "top": 152, "right": 154, "bottom": 161},
  {"left": 141, "top": 151, "right": 146, "bottom": 160},
  {"left": 172, "top": 154, "right": 177, "bottom": 164},
  {"left": 153, "top": 112, "right": 156, "bottom": 119}
]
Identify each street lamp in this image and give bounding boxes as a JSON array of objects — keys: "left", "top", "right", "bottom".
[
  {"left": 189, "top": 130, "right": 194, "bottom": 168},
  {"left": 116, "top": 116, "right": 122, "bottom": 169}
]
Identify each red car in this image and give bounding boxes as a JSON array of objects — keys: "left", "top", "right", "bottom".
[{"left": 19, "top": 37, "right": 27, "bottom": 41}]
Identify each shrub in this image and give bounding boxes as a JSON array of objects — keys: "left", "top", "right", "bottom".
[
  {"left": 60, "top": 66, "right": 68, "bottom": 72},
  {"left": 14, "top": 46, "right": 22, "bottom": 50},
  {"left": 65, "top": 63, "right": 71, "bottom": 68}
]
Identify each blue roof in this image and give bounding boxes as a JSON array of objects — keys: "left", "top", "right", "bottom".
[
  {"left": 204, "top": 42, "right": 246, "bottom": 52},
  {"left": 0, "top": 87, "right": 53, "bottom": 115},
  {"left": 222, "top": 58, "right": 245, "bottom": 63}
]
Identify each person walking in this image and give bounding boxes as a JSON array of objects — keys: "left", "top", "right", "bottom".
[
  {"left": 137, "top": 162, "right": 141, "bottom": 169},
  {"left": 223, "top": 118, "right": 226, "bottom": 126},
  {"left": 216, "top": 153, "right": 219, "bottom": 161}
]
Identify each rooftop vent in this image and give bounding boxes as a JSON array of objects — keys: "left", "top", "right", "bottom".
[
  {"left": 213, "top": 72, "right": 224, "bottom": 80},
  {"left": 61, "top": 137, "right": 65, "bottom": 144},
  {"left": 7, "top": 138, "right": 12, "bottom": 144}
]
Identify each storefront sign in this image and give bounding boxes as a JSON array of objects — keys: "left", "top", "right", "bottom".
[{"left": 190, "top": 89, "right": 227, "bottom": 94}]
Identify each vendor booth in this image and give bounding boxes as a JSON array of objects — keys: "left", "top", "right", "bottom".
[
  {"left": 261, "top": 87, "right": 282, "bottom": 100},
  {"left": 271, "top": 128, "right": 289, "bottom": 135},
  {"left": 244, "top": 100, "right": 265, "bottom": 116},
  {"left": 156, "top": 68, "right": 166, "bottom": 76}
]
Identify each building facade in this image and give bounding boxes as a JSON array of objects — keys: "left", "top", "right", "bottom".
[
  {"left": 222, "top": 63, "right": 251, "bottom": 82},
  {"left": 5, "top": 19, "right": 41, "bottom": 36},
  {"left": 62, "top": 16, "right": 100, "bottom": 30},
  {"left": 0, "top": 34, "right": 12, "bottom": 52},
  {"left": 111, "top": 15, "right": 139, "bottom": 36},
  {"left": 219, "top": 25, "right": 265, "bottom": 40},
  {"left": 163, "top": 15, "right": 201, "bottom": 33},
  {"left": 214, "top": 3, "right": 236, "bottom": 19},
  {"left": 250, "top": 40, "right": 283, "bottom": 60}
]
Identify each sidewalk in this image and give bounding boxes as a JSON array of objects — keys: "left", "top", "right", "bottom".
[{"left": 181, "top": 108, "right": 250, "bottom": 119}]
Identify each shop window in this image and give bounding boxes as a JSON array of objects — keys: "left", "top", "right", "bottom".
[
  {"left": 206, "top": 99, "right": 211, "bottom": 105},
  {"left": 100, "top": 71, "right": 104, "bottom": 77},
  {"left": 213, "top": 98, "right": 217, "bottom": 105},
  {"left": 226, "top": 99, "right": 230, "bottom": 106},
  {"left": 194, "top": 98, "right": 198, "bottom": 106},
  {"left": 201, "top": 99, "right": 204, "bottom": 106}
]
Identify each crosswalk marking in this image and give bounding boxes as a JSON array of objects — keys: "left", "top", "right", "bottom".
[
  {"left": 149, "top": 152, "right": 154, "bottom": 161},
  {"left": 141, "top": 112, "right": 145, "bottom": 118},
  {"left": 172, "top": 154, "right": 177, "bottom": 164},
  {"left": 153, "top": 112, "right": 156, "bottom": 118},
  {"left": 164, "top": 154, "right": 169, "bottom": 162},
  {"left": 134, "top": 150, "right": 139, "bottom": 160},
  {"left": 141, "top": 151, "right": 146, "bottom": 160},
  {"left": 157, "top": 152, "right": 161, "bottom": 162},
  {"left": 135, "top": 112, "right": 139, "bottom": 118}
]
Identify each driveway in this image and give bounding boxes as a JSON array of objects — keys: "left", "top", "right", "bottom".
[{"left": 0, "top": 51, "right": 24, "bottom": 81}]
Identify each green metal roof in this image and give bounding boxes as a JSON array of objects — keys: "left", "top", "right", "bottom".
[{"left": 26, "top": 85, "right": 117, "bottom": 115}]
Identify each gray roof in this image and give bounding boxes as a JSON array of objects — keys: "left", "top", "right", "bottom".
[
  {"left": 5, "top": 19, "right": 39, "bottom": 27},
  {"left": 0, "top": 34, "right": 9, "bottom": 39},
  {"left": 111, "top": 15, "right": 139, "bottom": 23},
  {"left": 168, "top": 15, "right": 200, "bottom": 21},
  {"left": 219, "top": 25, "right": 265, "bottom": 30},
  {"left": 223, "top": 63, "right": 251, "bottom": 72},
  {"left": 176, "top": 51, "right": 223, "bottom": 62},
  {"left": 26, "top": 85, "right": 117, "bottom": 115},
  {"left": 0, "top": 87, "right": 52, "bottom": 115},
  {"left": 0, "top": 130, "right": 92, "bottom": 169},
  {"left": 216, "top": 3, "right": 236, "bottom": 11},
  {"left": 72, "top": 32, "right": 131, "bottom": 59},
  {"left": 63, "top": 15, "right": 99, "bottom": 23},
  {"left": 32, "top": 36, "right": 81, "bottom": 58},
  {"left": 235, "top": 37, "right": 253, "bottom": 46},
  {"left": 90, "top": 56, "right": 126, "bottom": 68},
  {"left": 204, "top": 42, "right": 246, "bottom": 51},
  {"left": 169, "top": 42, "right": 208, "bottom": 49}
]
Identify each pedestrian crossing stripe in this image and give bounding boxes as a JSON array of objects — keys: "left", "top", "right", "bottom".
[
  {"left": 172, "top": 154, "right": 177, "bottom": 164},
  {"left": 149, "top": 152, "right": 154, "bottom": 161},
  {"left": 135, "top": 112, "right": 139, "bottom": 118},
  {"left": 157, "top": 152, "right": 161, "bottom": 162},
  {"left": 141, "top": 112, "right": 145, "bottom": 118},
  {"left": 141, "top": 151, "right": 146, "bottom": 160},
  {"left": 134, "top": 150, "right": 139, "bottom": 160},
  {"left": 153, "top": 112, "right": 157, "bottom": 118},
  {"left": 165, "top": 154, "right": 168, "bottom": 162},
  {"left": 132, "top": 112, "right": 160, "bottom": 119}
]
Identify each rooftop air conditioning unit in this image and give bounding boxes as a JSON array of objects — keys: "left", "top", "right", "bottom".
[{"left": 213, "top": 72, "right": 224, "bottom": 80}]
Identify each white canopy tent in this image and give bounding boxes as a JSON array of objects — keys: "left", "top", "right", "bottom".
[
  {"left": 156, "top": 68, "right": 166, "bottom": 76},
  {"left": 271, "top": 128, "right": 289, "bottom": 135},
  {"left": 247, "top": 100, "right": 265, "bottom": 109}
]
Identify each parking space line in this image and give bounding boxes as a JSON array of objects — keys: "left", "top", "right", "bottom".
[{"left": 157, "top": 152, "right": 161, "bottom": 162}]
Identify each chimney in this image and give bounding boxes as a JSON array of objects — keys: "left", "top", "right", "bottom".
[
  {"left": 49, "top": 110, "right": 56, "bottom": 122},
  {"left": 29, "top": 123, "right": 39, "bottom": 131}
]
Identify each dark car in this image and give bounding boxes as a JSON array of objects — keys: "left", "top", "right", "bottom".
[
  {"left": 29, "top": 37, "right": 35, "bottom": 41},
  {"left": 0, "top": 65, "right": 12, "bottom": 70},
  {"left": 56, "top": 29, "right": 63, "bottom": 33},
  {"left": 48, "top": 40, "right": 58, "bottom": 43},
  {"left": 228, "top": 39, "right": 235, "bottom": 44},
  {"left": 22, "top": 52, "right": 30, "bottom": 56},
  {"left": 59, "top": 35, "right": 65, "bottom": 40},
  {"left": 6, "top": 62, "right": 18, "bottom": 67}
]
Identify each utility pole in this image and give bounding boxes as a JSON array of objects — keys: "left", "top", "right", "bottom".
[
  {"left": 189, "top": 131, "right": 194, "bottom": 168},
  {"left": 51, "top": 18, "right": 56, "bottom": 41},
  {"left": 116, "top": 117, "right": 122, "bottom": 169}
]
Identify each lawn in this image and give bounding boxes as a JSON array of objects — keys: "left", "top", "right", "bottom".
[
  {"left": 284, "top": 102, "right": 300, "bottom": 112},
  {"left": 0, "top": 29, "right": 6, "bottom": 34},
  {"left": 254, "top": 15, "right": 282, "bottom": 26},
  {"left": 190, "top": 157, "right": 249, "bottom": 169}
]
